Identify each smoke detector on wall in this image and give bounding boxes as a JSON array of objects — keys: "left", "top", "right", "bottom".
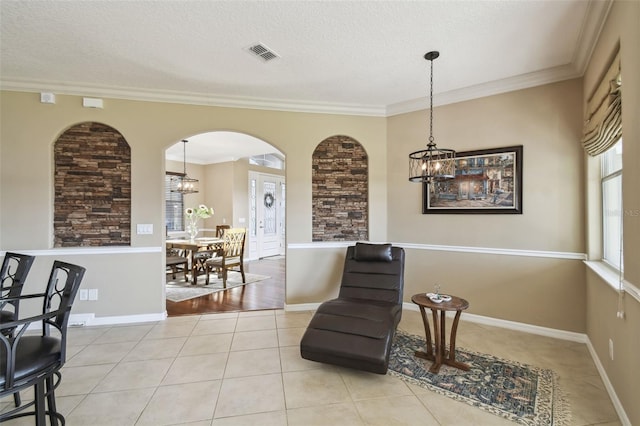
[{"left": 246, "top": 43, "right": 280, "bottom": 62}]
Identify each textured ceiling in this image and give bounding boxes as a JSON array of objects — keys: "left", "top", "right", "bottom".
[{"left": 0, "top": 0, "right": 611, "bottom": 162}]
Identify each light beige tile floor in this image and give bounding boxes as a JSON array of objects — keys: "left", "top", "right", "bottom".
[{"left": 0, "top": 308, "right": 622, "bottom": 425}]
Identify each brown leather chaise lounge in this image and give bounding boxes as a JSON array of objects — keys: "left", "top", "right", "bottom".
[{"left": 300, "top": 243, "right": 405, "bottom": 374}]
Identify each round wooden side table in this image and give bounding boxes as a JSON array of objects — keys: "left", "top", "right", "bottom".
[{"left": 411, "top": 293, "right": 470, "bottom": 374}]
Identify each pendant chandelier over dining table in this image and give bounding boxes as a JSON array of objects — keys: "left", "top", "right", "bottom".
[
  {"left": 408, "top": 51, "right": 456, "bottom": 184},
  {"left": 171, "top": 139, "right": 199, "bottom": 194}
]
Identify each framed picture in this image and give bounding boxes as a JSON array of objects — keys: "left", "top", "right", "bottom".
[{"left": 423, "top": 145, "right": 523, "bottom": 214}]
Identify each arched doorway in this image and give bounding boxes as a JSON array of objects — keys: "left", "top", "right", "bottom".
[{"left": 163, "top": 131, "right": 285, "bottom": 315}]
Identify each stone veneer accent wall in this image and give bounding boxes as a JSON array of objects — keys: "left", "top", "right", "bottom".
[
  {"left": 54, "top": 122, "right": 131, "bottom": 247},
  {"left": 312, "top": 135, "right": 368, "bottom": 241}
]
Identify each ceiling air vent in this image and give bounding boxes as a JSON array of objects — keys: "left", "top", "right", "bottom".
[{"left": 247, "top": 43, "right": 280, "bottom": 62}]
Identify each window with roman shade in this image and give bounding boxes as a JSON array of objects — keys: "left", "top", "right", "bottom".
[{"left": 581, "top": 50, "right": 621, "bottom": 156}]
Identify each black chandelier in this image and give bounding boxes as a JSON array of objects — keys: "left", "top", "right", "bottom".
[
  {"left": 408, "top": 51, "right": 456, "bottom": 183},
  {"left": 171, "top": 139, "right": 199, "bottom": 194}
]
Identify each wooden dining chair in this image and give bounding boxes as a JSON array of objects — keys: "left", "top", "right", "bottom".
[
  {"left": 205, "top": 228, "right": 246, "bottom": 288},
  {"left": 215, "top": 224, "right": 231, "bottom": 238},
  {"left": 166, "top": 247, "right": 188, "bottom": 281}
]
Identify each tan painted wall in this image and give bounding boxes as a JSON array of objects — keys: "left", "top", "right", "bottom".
[
  {"left": 388, "top": 79, "right": 585, "bottom": 251},
  {"left": 204, "top": 161, "right": 234, "bottom": 229},
  {"left": 0, "top": 79, "right": 586, "bottom": 327},
  {"left": 0, "top": 92, "right": 387, "bottom": 318},
  {"left": 386, "top": 79, "right": 586, "bottom": 331},
  {"left": 582, "top": 1, "right": 640, "bottom": 424}
]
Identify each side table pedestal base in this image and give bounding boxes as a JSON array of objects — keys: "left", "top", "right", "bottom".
[
  {"left": 414, "top": 350, "right": 470, "bottom": 374},
  {"left": 411, "top": 293, "right": 471, "bottom": 374}
]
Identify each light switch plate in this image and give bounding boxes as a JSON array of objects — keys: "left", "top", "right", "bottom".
[{"left": 136, "top": 224, "right": 153, "bottom": 234}]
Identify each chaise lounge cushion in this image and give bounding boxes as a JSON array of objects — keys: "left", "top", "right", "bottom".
[
  {"left": 353, "top": 242, "right": 393, "bottom": 262},
  {"left": 300, "top": 243, "right": 405, "bottom": 374}
]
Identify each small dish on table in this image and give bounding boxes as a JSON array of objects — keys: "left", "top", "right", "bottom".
[{"left": 425, "top": 293, "right": 452, "bottom": 303}]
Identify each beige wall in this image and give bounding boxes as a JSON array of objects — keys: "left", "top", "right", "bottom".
[
  {"left": 0, "top": 77, "right": 587, "bottom": 327},
  {"left": 387, "top": 78, "right": 586, "bottom": 331},
  {"left": 582, "top": 1, "right": 640, "bottom": 424},
  {"left": 0, "top": 93, "right": 387, "bottom": 318},
  {"left": 203, "top": 161, "right": 234, "bottom": 229}
]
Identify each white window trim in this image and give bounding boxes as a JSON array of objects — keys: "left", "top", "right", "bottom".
[{"left": 584, "top": 260, "right": 640, "bottom": 303}]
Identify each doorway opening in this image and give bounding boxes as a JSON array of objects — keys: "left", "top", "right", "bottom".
[{"left": 164, "top": 131, "right": 285, "bottom": 316}]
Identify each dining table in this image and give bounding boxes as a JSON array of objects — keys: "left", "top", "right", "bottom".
[{"left": 166, "top": 237, "right": 223, "bottom": 284}]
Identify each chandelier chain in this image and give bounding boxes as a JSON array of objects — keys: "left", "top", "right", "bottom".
[
  {"left": 182, "top": 139, "right": 187, "bottom": 175},
  {"left": 429, "top": 58, "right": 434, "bottom": 144}
]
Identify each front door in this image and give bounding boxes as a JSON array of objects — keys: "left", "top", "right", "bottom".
[{"left": 248, "top": 172, "right": 285, "bottom": 259}]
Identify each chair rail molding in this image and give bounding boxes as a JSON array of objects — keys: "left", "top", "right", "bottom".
[
  {"left": 0, "top": 246, "right": 162, "bottom": 257},
  {"left": 287, "top": 242, "right": 587, "bottom": 261}
]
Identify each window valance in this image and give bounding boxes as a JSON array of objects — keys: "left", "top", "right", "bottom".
[{"left": 582, "top": 51, "right": 622, "bottom": 156}]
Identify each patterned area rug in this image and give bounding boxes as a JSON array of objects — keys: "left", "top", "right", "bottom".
[
  {"left": 166, "top": 272, "right": 269, "bottom": 303},
  {"left": 389, "top": 330, "right": 570, "bottom": 426}
]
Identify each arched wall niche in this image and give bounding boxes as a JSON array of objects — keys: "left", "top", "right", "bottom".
[
  {"left": 312, "top": 135, "right": 368, "bottom": 241},
  {"left": 53, "top": 122, "right": 131, "bottom": 247}
]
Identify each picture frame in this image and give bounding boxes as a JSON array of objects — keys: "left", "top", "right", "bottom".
[{"left": 423, "top": 145, "right": 523, "bottom": 214}]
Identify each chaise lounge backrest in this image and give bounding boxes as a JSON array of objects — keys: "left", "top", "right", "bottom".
[{"left": 339, "top": 243, "right": 405, "bottom": 305}]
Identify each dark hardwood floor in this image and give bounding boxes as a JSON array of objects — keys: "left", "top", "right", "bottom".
[{"left": 166, "top": 256, "right": 285, "bottom": 316}]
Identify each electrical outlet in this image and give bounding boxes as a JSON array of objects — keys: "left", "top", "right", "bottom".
[
  {"left": 88, "top": 289, "right": 98, "bottom": 301},
  {"left": 609, "top": 338, "right": 614, "bottom": 360}
]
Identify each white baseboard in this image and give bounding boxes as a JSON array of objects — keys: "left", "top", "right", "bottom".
[
  {"left": 284, "top": 302, "right": 321, "bottom": 312},
  {"left": 585, "top": 338, "right": 632, "bottom": 426},
  {"left": 405, "top": 303, "right": 588, "bottom": 343},
  {"left": 68, "top": 311, "right": 166, "bottom": 327},
  {"left": 286, "top": 301, "right": 586, "bottom": 342}
]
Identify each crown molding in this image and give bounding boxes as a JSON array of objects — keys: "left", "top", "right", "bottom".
[
  {"left": 0, "top": 78, "right": 387, "bottom": 117},
  {"left": 571, "top": 0, "right": 614, "bottom": 75},
  {"left": 386, "top": 63, "right": 583, "bottom": 116},
  {"left": 0, "top": 67, "right": 581, "bottom": 118}
]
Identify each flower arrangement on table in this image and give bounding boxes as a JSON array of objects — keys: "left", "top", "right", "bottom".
[{"left": 185, "top": 204, "right": 215, "bottom": 241}]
